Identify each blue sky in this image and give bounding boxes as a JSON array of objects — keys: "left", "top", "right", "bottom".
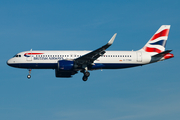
[{"left": 0, "top": 0, "right": 180, "bottom": 120}]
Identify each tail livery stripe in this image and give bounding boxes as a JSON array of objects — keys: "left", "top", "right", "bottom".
[
  {"left": 140, "top": 25, "right": 171, "bottom": 55},
  {"left": 151, "top": 29, "right": 169, "bottom": 41},
  {"left": 164, "top": 53, "right": 174, "bottom": 59},
  {"left": 144, "top": 47, "right": 162, "bottom": 53},
  {"left": 149, "top": 40, "right": 166, "bottom": 46}
]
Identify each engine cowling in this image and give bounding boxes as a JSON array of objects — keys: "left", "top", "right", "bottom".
[{"left": 57, "top": 60, "right": 74, "bottom": 71}]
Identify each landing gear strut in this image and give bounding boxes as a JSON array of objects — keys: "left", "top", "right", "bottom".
[{"left": 27, "top": 69, "right": 31, "bottom": 79}]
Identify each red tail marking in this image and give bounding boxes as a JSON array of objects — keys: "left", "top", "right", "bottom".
[
  {"left": 151, "top": 29, "right": 169, "bottom": 41},
  {"left": 144, "top": 47, "right": 162, "bottom": 53},
  {"left": 164, "top": 53, "right": 174, "bottom": 59}
]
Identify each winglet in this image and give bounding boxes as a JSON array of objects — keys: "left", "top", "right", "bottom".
[{"left": 108, "top": 33, "right": 117, "bottom": 45}]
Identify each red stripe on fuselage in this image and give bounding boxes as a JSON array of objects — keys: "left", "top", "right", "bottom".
[
  {"left": 151, "top": 29, "right": 169, "bottom": 41},
  {"left": 24, "top": 53, "right": 44, "bottom": 55},
  {"left": 144, "top": 47, "right": 162, "bottom": 53}
]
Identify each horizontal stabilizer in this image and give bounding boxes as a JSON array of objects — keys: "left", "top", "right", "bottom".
[
  {"left": 150, "top": 50, "right": 174, "bottom": 63},
  {"left": 152, "top": 50, "right": 172, "bottom": 58}
]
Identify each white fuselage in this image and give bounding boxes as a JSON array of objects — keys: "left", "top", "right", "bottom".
[{"left": 7, "top": 50, "right": 151, "bottom": 70}]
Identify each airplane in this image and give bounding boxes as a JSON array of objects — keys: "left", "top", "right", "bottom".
[{"left": 7, "top": 25, "right": 174, "bottom": 81}]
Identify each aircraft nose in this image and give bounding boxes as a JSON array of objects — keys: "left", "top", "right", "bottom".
[
  {"left": 7, "top": 58, "right": 14, "bottom": 66},
  {"left": 7, "top": 58, "right": 19, "bottom": 68},
  {"left": 7, "top": 59, "right": 11, "bottom": 66}
]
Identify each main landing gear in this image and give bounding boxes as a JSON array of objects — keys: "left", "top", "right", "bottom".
[
  {"left": 82, "top": 71, "right": 90, "bottom": 81},
  {"left": 81, "top": 66, "right": 90, "bottom": 81},
  {"left": 27, "top": 69, "right": 31, "bottom": 79}
]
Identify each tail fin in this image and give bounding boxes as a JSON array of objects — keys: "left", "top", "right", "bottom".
[{"left": 140, "top": 25, "right": 171, "bottom": 56}]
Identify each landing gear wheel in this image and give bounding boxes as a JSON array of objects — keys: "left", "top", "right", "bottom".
[
  {"left": 27, "top": 74, "right": 31, "bottom": 79},
  {"left": 82, "top": 72, "right": 90, "bottom": 81},
  {"left": 82, "top": 76, "right": 88, "bottom": 81},
  {"left": 84, "top": 71, "right": 90, "bottom": 77}
]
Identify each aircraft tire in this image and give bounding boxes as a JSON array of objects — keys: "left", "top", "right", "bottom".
[
  {"left": 82, "top": 76, "right": 88, "bottom": 81},
  {"left": 27, "top": 74, "right": 31, "bottom": 79},
  {"left": 84, "top": 71, "right": 90, "bottom": 77}
]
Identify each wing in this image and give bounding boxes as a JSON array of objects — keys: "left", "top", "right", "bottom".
[{"left": 74, "top": 33, "right": 117, "bottom": 65}]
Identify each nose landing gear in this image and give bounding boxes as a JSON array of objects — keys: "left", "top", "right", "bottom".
[{"left": 27, "top": 69, "right": 31, "bottom": 79}]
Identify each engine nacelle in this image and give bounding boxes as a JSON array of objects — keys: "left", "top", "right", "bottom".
[{"left": 58, "top": 60, "right": 74, "bottom": 71}]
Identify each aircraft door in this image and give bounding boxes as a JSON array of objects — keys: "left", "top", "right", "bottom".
[
  {"left": 26, "top": 55, "right": 32, "bottom": 61},
  {"left": 26, "top": 49, "right": 32, "bottom": 61},
  {"left": 136, "top": 52, "right": 142, "bottom": 62}
]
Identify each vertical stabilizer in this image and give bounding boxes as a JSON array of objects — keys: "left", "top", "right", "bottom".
[{"left": 140, "top": 25, "right": 171, "bottom": 56}]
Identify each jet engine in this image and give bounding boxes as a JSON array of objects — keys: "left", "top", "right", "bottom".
[{"left": 57, "top": 60, "right": 74, "bottom": 71}]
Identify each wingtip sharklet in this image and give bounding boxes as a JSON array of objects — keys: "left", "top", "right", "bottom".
[{"left": 108, "top": 33, "right": 117, "bottom": 45}]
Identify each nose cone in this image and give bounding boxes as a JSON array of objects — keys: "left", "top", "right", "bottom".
[{"left": 7, "top": 58, "right": 14, "bottom": 67}]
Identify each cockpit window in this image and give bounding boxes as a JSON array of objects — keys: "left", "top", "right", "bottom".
[
  {"left": 13, "top": 55, "right": 17, "bottom": 57},
  {"left": 13, "top": 54, "right": 21, "bottom": 57}
]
